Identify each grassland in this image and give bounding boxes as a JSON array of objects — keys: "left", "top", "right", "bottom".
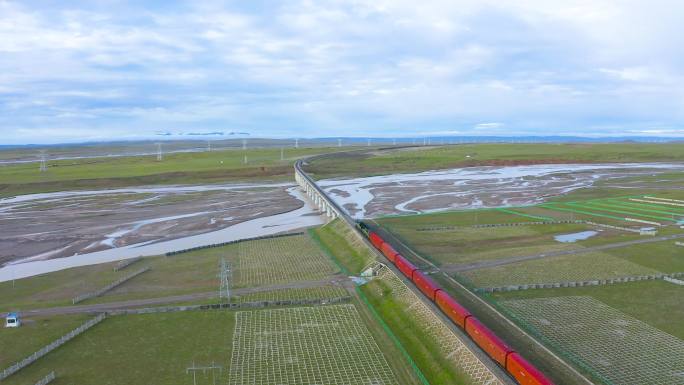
[
  {"left": 0, "top": 247, "right": 227, "bottom": 312},
  {"left": 489, "top": 280, "right": 684, "bottom": 340},
  {"left": 228, "top": 305, "right": 398, "bottom": 385},
  {"left": 309, "top": 220, "right": 376, "bottom": 275},
  {"left": 1, "top": 311, "right": 235, "bottom": 385},
  {"left": 459, "top": 251, "right": 659, "bottom": 288},
  {"left": 0, "top": 146, "right": 351, "bottom": 198},
  {"left": 305, "top": 143, "right": 684, "bottom": 179},
  {"left": 234, "top": 234, "right": 338, "bottom": 288},
  {"left": 0, "top": 314, "right": 90, "bottom": 368}
]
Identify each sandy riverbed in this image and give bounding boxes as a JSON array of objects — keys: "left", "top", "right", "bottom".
[
  {"left": 318, "top": 163, "right": 684, "bottom": 219},
  {"left": 0, "top": 183, "right": 310, "bottom": 265}
]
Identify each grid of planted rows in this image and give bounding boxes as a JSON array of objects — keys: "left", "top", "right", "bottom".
[
  {"left": 501, "top": 296, "right": 684, "bottom": 385},
  {"left": 235, "top": 286, "right": 349, "bottom": 303},
  {"left": 376, "top": 268, "right": 502, "bottom": 385},
  {"left": 235, "top": 235, "right": 337, "bottom": 288},
  {"left": 228, "top": 304, "right": 396, "bottom": 385},
  {"left": 461, "top": 252, "right": 659, "bottom": 288}
]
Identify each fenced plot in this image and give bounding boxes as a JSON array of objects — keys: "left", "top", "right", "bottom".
[
  {"left": 375, "top": 268, "right": 502, "bottom": 385},
  {"left": 234, "top": 286, "right": 349, "bottom": 304},
  {"left": 461, "top": 252, "right": 659, "bottom": 288},
  {"left": 500, "top": 296, "right": 684, "bottom": 385},
  {"left": 228, "top": 304, "right": 397, "bottom": 385},
  {"left": 234, "top": 235, "right": 338, "bottom": 288}
]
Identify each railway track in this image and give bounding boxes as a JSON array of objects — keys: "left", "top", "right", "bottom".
[{"left": 295, "top": 154, "right": 596, "bottom": 385}]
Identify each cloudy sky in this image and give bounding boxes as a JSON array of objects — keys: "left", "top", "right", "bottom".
[{"left": 1, "top": 0, "right": 684, "bottom": 144}]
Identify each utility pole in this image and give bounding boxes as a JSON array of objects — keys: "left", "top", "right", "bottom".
[
  {"left": 39, "top": 150, "right": 47, "bottom": 172},
  {"left": 207, "top": 140, "right": 211, "bottom": 152},
  {"left": 186, "top": 362, "right": 222, "bottom": 385},
  {"left": 156, "top": 143, "right": 163, "bottom": 161},
  {"left": 280, "top": 147, "right": 284, "bottom": 161}
]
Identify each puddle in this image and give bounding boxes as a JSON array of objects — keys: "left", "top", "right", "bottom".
[{"left": 554, "top": 231, "right": 598, "bottom": 243}]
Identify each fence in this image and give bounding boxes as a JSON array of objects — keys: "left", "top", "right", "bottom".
[
  {"left": 34, "top": 371, "right": 56, "bottom": 385},
  {"left": 105, "top": 296, "right": 351, "bottom": 316},
  {"left": 165, "top": 232, "right": 304, "bottom": 256},
  {"left": 0, "top": 314, "right": 105, "bottom": 380},
  {"left": 114, "top": 257, "right": 142, "bottom": 271},
  {"left": 416, "top": 220, "right": 583, "bottom": 232},
  {"left": 476, "top": 272, "right": 684, "bottom": 293},
  {"left": 72, "top": 267, "right": 150, "bottom": 304}
]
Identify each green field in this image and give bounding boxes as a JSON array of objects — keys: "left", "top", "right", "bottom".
[
  {"left": 0, "top": 146, "right": 351, "bottom": 198},
  {"left": 234, "top": 285, "right": 349, "bottom": 303},
  {"left": 1, "top": 311, "right": 234, "bottom": 385},
  {"left": 0, "top": 248, "right": 226, "bottom": 312},
  {"left": 0, "top": 314, "right": 90, "bottom": 368},
  {"left": 377, "top": 218, "right": 646, "bottom": 266},
  {"left": 498, "top": 296, "right": 684, "bottom": 385},
  {"left": 489, "top": 280, "right": 684, "bottom": 340},
  {"left": 305, "top": 143, "right": 684, "bottom": 179},
  {"left": 234, "top": 234, "right": 339, "bottom": 288},
  {"left": 459, "top": 251, "right": 659, "bottom": 288},
  {"left": 228, "top": 304, "right": 398, "bottom": 385}
]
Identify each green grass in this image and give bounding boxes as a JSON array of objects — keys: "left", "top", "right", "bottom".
[
  {"left": 606, "top": 241, "right": 684, "bottom": 273},
  {"left": 228, "top": 305, "right": 399, "bottom": 385},
  {"left": 309, "top": 220, "right": 375, "bottom": 275},
  {"left": 376, "top": 212, "right": 647, "bottom": 266},
  {"left": 490, "top": 280, "right": 684, "bottom": 340},
  {"left": 233, "top": 234, "right": 338, "bottom": 288},
  {"left": 460, "top": 251, "right": 659, "bottom": 288},
  {"left": 0, "top": 314, "right": 90, "bottom": 368},
  {"left": 360, "top": 278, "right": 473, "bottom": 385},
  {"left": 0, "top": 146, "right": 350, "bottom": 198},
  {"left": 1, "top": 311, "right": 235, "bottom": 385},
  {"left": 234, "top": 285, "right": 349, "bottom": 303},
  {"left": 0, "top": 247, "right": 228, "bottom": 312},
  {"left": 305, "top": 143, "right": 684, "bottom": 179}
]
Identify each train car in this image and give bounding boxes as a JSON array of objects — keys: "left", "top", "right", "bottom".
[
  {"left": 394, "top": 255, "right": 417, "bottom": 279},
  {"left": 465, "top": 317, "right": 513, "bottom": 367},
  {"left": 368, "top": 232, "right": 385, "bottom": 250},
  {"left": 412, "top": 270, "right": 440, "bottom": 301},
  {"left": 435, "top": 290, "right": 472, "bottom": 329},
  {"left": 380, "top": 242, "right": 399, "bottom": 263},
  {"left": 506, "top": 353, "right": 553, "bottom": 385}
]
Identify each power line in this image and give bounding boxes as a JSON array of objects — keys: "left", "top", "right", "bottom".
[{"left": 39, "top": 150, "right": 47, "bottom": 172}]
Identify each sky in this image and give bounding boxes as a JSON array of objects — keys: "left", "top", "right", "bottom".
[{"left": 1, "top": 0, "right": 684, "bottom": 144}]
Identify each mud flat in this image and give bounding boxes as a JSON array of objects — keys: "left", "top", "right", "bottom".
[
  {"left": 318, "top": 163, "right": 684, "bottom": 219},
  {"left": 0, "top": 183, "right": 316, "bottom": 265},
  {"left": 0, "top": 187, "right": 324, "bottom": 281}
]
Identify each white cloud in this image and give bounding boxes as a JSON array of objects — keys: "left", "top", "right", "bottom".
[{"left": 1, "top": 0, "right": 684, "bottom": 143}]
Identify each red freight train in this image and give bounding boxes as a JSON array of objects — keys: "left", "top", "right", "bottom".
[{"left": 365, "top": 230, "right": 553, "bottom": 385}]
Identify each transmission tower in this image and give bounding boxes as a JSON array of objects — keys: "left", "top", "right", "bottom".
[
  {"left": 207, "top": 140, "right": 211, "bottom": 152},
  {"left": 280, "top": 147, "right": 284, "bottom": 161},
  {"left": 337, "top": 138, "right": 342, "bottom": 147},
  {"left": 156, "top": 143, "right": 163, "bottom": 161},
  {"left": 242, "top": 139, "right": 247, "bottom": 150},
  {"left": 392, "top": 138, "right": 396, "bottom": 145},
  {"left": 218, "top": 258, "right": 231, "bottom": 302},
  {"left": 367, "top": 138, "right": 371, "bottom": 147},
  {"left": 39, "top": 150, "right": 47, "bottom": 172},
  {"left": 295, "top": 138, "right": 299, "bottom": 148}
]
